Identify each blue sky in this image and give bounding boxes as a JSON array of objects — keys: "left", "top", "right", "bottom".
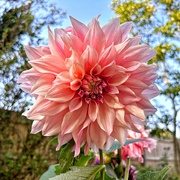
[{"left": 52, "top": 0, "right": 116, "bottom": 27}]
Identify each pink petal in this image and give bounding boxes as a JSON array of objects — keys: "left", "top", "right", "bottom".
[
  {"left": 69, "top": 97, "right": 82, "bottom": 112},
  {"left": 88, "top": 100, "right": 98, "bottom": 121},
  {"left": 25, "top": 46, "right": 51, "bottom": 60},
  {"left": 108, "top": 71, "right": 129, "bottom": 86},
  {"left": 48, "top": 26, "right": 65, "bottom": 57},
  {"left": 102, "top": 17, "right": 120, "bottom": 47},
  {"left": 104, "top": 94, "right": 124, "bottom": 109},
  {"left": 142, "top": 84, "right": 160, "bottom": 99},
  {"left": 125, "top": 104, "right": 146, "bottom": 120},
  {"left": 29, "top": 55, "right": 66, "bottom": 74},
  {"left": 89, "top": 122, "right": 108, "bottom": 149},
  {"left": 31, "top": 120, "right": 45, "bottom": 134},
  {"left": 31, "top": 74, "right": 55, "bottom": 95},
  {"left": 70, "top": 16, "right": 88, "bottom": 41},
  {"left": 69, "top": 62, "right": 85, "bottom": 79},
  {"left": 80, "top": 45, "right": 98, "bottom": 73},
  {"left": 111, "top": 127, "right": 127, "bottom": 145},
  {"left": 46, "top": 84, "right": 75, "bottom": 102},
  {"left": 122, "top": 44, "right": 156, "bottom": 63},
  {"left": 99, "top": 45, "right": 117, "bottom": 67},
  {"left": 56, "top": 133, "right": 72, "bottom": 150},
  {"left": 61, "top": 33, "right": 84, "bottom": 55},
  {"left": 97, "top": 103, "right": 115, "bottom": 135},
  {"left": 61, "top": 102, "right": 88, "bottom": 134},
  {"left": 84, "top": 19, "right": 106, "bottom": 54}
]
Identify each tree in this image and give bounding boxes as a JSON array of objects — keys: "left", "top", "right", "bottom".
[
  {"left": 0, "top": 0, "right": 66, "bottom": 111},
  {"left": 111, "top": 0, "right": 180, "bottom": 174}
]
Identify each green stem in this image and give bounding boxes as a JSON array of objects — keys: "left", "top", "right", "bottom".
[
  {"left": 124, "top": 157, "right": 130, "bottom": 180},
  {"left": 118, "top": 148, "right": 123, "bottom": 179},
  {"left": 99, "top": 149, "right": 105, "bottom": 180}
]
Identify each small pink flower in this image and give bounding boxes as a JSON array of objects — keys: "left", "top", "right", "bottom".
[
  {"left": 122, "top": 126, "right": 157, "bottom": 163},
  {"left": 18, "top": 16, "right": 159, "bottom": 156}
]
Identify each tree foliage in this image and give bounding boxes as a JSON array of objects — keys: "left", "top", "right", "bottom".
[
  {"left": 0, "top": 0, "right": 66, "bottom": 111},
  {"left": 111, "top": 0, "right": 180, "bottom": 174}
]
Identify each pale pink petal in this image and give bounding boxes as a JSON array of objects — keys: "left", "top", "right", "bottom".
[
  {"left": 70, "top": 16, "right": 88, "bottom": 41},
  {"left": 56, "top": 133, "right": 72, "bottom": 151},
  {"left": 99, "top": 45, "right": 117, "bottom": 67},
  {"left": 108, "top": 71, "right": 129, "bottom": 86},
  {"left": 31, "top": 74, "right": 55, "bottom": 95},
  {"left": 111, "top": 127, "right": 127, "bottom": 145},
  {"left": 80, "top": 45, "right": 98, "bottom": 73},
  {"left": 125, "top": 104, "right": 146, "bottom": 120},
  {"left": 84, "top": 19, "right": 106, "bottom": 54},
  {"left": 102, "top": 17, "right": 120, "bottom": 47},
  {"left": 25, "top": 45, "right": 51, "bottom": 60},
  {"left": 89, "top": 122, "right": 108, "bottom": 149},
  {"left": 97, "top": 103, "right": 115, "bottom": 135},
  {"left": 46, "top": 84, "right": 75, "bottom": 102},
  {"left": 88, "top": 100, "right": 98, "bottom": 121},
  {"left": 104, "top": 94, "right": 124, "bottom": 109},
  {"left": 61, "top": 102, "right": 88, "bottom": 134},
  {"left": 69, "top": 97, "right": 82, "bottom": 112},
  {"left": 29, "top": 55, "right": 66, "bottom": 74}
]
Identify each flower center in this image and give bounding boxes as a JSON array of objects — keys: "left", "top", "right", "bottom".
[{"left": 78, "top": 75, "right": 107, "bottom": 103}]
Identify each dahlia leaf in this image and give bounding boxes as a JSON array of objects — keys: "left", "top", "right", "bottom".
[
  {"left": 40, "top": 164, "right": 57, "bottom": 180},
  {"left": 57, "top": 140, "right": 75, "bottom": 174},
  {"left": 49, "top": 165, "right": 105, "bottom": 180},
  {"left": 105, "top": 164, "right": 118, "bottom": 180},
  {"left": 74, "top": 154, "right": 92, "bottom": 166},
  {"left": 136, "top": 166, "right": 171, "bottom": 180},
  {"left": 104, "top": 139, "right": 143, "bottom": 152}
]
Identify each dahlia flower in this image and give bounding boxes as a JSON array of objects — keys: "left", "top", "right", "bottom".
[
  {"left": 121, "top": 126, "right": 157, "bottom": 163},
  {"left": 18, "top": 16, "right": 159, "bottom": 156}
]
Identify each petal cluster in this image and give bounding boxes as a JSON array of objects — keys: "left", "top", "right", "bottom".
[
  {"left": 121, "top": 126, "right": 157, "bottom": 163},
  {"left": 18, "top": 16, "right": 159, "bottom": 156}
]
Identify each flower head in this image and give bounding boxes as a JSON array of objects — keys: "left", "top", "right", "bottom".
[
  {"left": 121, "top": 126, "right": 157, "bottom": 163},
  {"left": 18, "top": 16, "right": 159, "bottom": 156}
]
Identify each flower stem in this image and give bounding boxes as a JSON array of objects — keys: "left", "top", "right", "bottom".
[
  {"left": 99, "top": 149, "right": 105, "bottom": 180},
  {"left": 117, "top": 148, "right": 123, "bottom": 179},
  {"left": 124, "top": 157, "right": 130, "bottom": 180}
]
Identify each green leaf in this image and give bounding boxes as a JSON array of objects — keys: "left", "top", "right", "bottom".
[
  {"left": 57, "top": 140, "right": 75, "bottom": 174},
  {"left": 136, "top": 166, "right": 171, "bottom": 180},
  {"left": 105, "top": 164, "right": 118, "bottom": 180},
  {"left": 40, "top": 164, "right": 57, "bottom": 180},
  {"left": 47, "top": 136, "right": 58, "bottom": 146},
  {"left": 74, "top": 154, "right": 92, "bottom": 166},
  {"left": 49, "top": 165, "right": 105, "bottom": 180},
  {"left": 104, "top": 139, "right": 143, "bottom": 152}
]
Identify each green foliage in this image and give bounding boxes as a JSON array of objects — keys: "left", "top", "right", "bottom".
[
  {"left": 0, "top": 0, "right": 66, "bottom": 111},
  {"left": 136, "top": 166, "right": 171, "bottom": 180},
  {"left": 49, "top": 165, "right": 105, "bottom": 180},
  {"left": 0, "top": 109, "right": 59, "bottom": 180}
]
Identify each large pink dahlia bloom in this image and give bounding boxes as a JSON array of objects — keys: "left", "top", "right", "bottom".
[{"left": 18, "top": 17, "right": 159, "bottom": 156}]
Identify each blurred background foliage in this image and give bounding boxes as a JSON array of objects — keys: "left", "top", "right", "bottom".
[
  {"left": 0, "top": 0, "right": 180, "bottom": 178},
  {"left": 111, "top": 0, "right": 180, "bottom": 174}
]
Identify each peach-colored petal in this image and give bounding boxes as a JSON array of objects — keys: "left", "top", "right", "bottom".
[
  {"left": 88, "top": 100, "right": 98, "bottom": 121},
  {"left": 84, "top": 19, "right": 106, "bottom": 54},
  {"left": 29, "top": 55, "right": 66, "bottom": 74},
  {"left": 61, "top": 102, "right": 88, "bottom": 134},
  {"left": 70, "top": 16, "right": 88, "bottom": 41},
  {"left": 97, "top": 103, "right": 115, "bottom": 135},
  {"left": 80, "top": 45, "right": 98, "bottom": 73},
  {"left": 102, "top": 18, "right": 120, "bottom": 47}
]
